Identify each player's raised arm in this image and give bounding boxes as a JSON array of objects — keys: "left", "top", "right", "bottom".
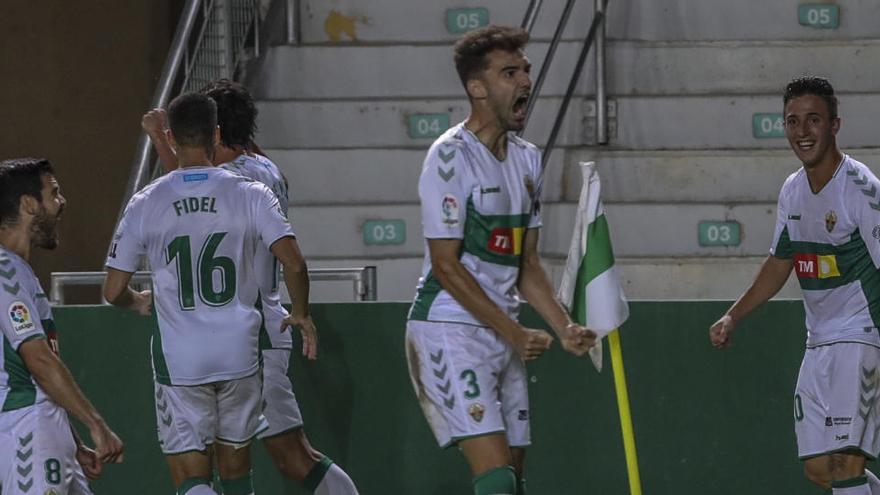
[{"left": 142, "top": 108, "right": 180, "bottom": 173}]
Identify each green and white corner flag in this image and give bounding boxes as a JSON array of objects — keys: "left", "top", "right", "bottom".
[{"left": 558, "top": 161, "right": 629, "bottom": 371}]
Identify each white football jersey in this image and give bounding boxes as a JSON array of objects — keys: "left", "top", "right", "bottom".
[
  {"left": 106, "top": 166, "right": 294, "bottom": 385},
  {"left": 408, "top": 123, "right": 543, "bottom": 326},
  {"left": 0, "top": 248, "right": 57, "bottom": 411},
  {"left": 771, "top": 155, "right": 880, "bottom": 347},
  {"left": 220, "top": 153, "right": 292, "bottom": 349}
]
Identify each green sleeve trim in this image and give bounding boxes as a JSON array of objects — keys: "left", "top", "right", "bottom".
[
  {"left": 831, "top": 475, "right": 868, "bottom": 488},
  {"left": 303, "top": 456, "right": 334, "bottom": 492}
]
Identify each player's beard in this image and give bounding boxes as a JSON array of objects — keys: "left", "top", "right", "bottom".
[{"left": 31, "top": 205, "right": 61, "bottom": 250}]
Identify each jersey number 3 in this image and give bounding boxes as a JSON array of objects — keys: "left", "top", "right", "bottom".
[{"left": 166, "top": 233, "right": 236, "bottom": 310}]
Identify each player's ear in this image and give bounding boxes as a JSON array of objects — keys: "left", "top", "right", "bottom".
[
  {"left": 20, "top": 193, "right": 39, "bottom": 217},
  {"left": 831, "top": 116, "right": 841, "bottom": 135},
  {"left": 166, "top": 128, "right": 179, "bottom": 153},
  {"left": 467, "top": 78, "right": 488, "bottom": 100}
]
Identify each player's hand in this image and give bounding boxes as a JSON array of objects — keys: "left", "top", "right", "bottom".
[
  {"left": 75, "top": 445, "right": 104, "bottom": 480},
  {"left": 281, "top": 314, "right": 318, "bottom": 360},
  {"left": 709, "top": 315, "right": 736, "bottom": 349},
  {"left": 512, "top": 327, "right": 553, "bottom": 361},
  {"left": 131, "top": 289, "right": 152, "bottom": 317},
  {"left": 141, "top": 108, "right": 167, "bottom": 136},
  {"left": 557, "top": 323, "right": 597, "bottom": 357},
  {"left": 90, "top": 422, "right": 124, "bottom": 464}
]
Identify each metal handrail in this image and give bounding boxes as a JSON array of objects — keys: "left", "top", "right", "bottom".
[
  {"left": 286, "top": 0, "right": 301, "bottom": 44},
  {"left": 542, "top": 0, "right": 610, "bottom": 166},
  {"left": 519, "top": 0, "right": 577, "bottom": 136},
  {"left": 50, "top": 266, "right": 378, "bottom": 305},
  {"left": 118, "top": 0, "right": 260, "bottom": 224},
  {"left": 521, "top": 0, "right": 544, "bottom": 32}
]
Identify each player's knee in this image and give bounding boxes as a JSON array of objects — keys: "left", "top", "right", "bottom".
[
  {"left": 473, "top": 466, "right": 516, "bottom": 495},
  {"left": 803, "top": 459, "right": 831, "bottom": 489}
]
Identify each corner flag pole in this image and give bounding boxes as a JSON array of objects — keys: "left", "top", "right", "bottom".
[{"left": 609, "top": 329, "right": 643, "bottom": 495}]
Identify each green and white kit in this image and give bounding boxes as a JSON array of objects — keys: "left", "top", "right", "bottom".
[
  {"left": 0, "top": 248, "right": 92, "bottom": 493},
  {"left": 407, "top": 123, "right": 542, "bottom": 447},
  {"left": 771, "top": 155, "right": 880, "bottom": 458}
]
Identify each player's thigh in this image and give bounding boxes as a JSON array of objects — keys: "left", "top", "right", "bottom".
[
  {"left": 406, "top": 321, "right": 508, "bottom": 447},
  {"left": 258, "top": 348, "right": 304, "bottom": 440},
  {"left": 0, "top": 402, "right": 89, "bottom": 495},
  {"left": 154, "top": 381, "right": 216, "bottom": 455},
  {"left": 795, "top": 343, "right": 880, "bottom": 460},
  {"left": 215, "top": 373, "right": 266, "bottom": 446},
  {"left": 500, "top": 353, "right": 531, "bottom": 449}
]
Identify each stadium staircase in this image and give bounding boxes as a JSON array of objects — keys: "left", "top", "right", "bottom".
[{"left": 246, "top": 0, "right": 880, "bottom": 301}]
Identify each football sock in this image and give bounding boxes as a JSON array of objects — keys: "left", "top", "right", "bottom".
[
  {"left": 833, "top": 475, "right": 871, "bottom": 494},
  {"left": 177, "top": 477, "right": 217, "bottom": 495},
  {"left": 305, "top": 456, "right": 359, "bottom": 494},
  {"left": 220, "top": 472, "right": 254, "bottom": 495},
  {"left": 473, "top": 466, "right": 516, "bottom": 495},
  {"left": 865, "top": 470, "right": 880, "bottom": 494},
  {"left": 517, "top": 477, "right": 527, "bottom": 495}
]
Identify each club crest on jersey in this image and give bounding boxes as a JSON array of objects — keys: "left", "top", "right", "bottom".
[
  {"left": 8, "top": 301, "right": 35, "bottom": 335},
  {"left": 825, "top": 210, "right": 837, "bottom": 233},
  {"left": 468, "top": 403, "right": 485, "bottom": 423},
  {"left": 441, "top": 194, "right": 459, "bottom": 226},
  {"left": 794, "top": 253, "right": 841, "bottom": 279},
  {"left": 524, "top": 175, "right": 535, "bottom": 201}
]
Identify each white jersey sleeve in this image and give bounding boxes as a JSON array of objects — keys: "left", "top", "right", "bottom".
[
  {"left": 246, "top": 181, "right": 295, "bottom": 251},
  {"left": 770, "top": 174, "right": 795, "bottom": 259},
  {"left": 0, "top": 272, "right": 44, "bottom": 351},
  {"left": 106, "top": 198, "right": 146, "bottom": 272},
  {"left": 850, "top": 165, "right": 880, "bottom": 268},
  {"left": 419, "top": 142, "right": 471, "bottom": 240}
]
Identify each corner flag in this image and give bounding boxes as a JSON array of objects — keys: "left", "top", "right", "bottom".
[{"left": 557, "top": 161, "right": 629, "bottom": 371}]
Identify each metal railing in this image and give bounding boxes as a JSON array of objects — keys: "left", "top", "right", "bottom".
[
  {"left": 519, "top": 0, "right": 611, "bottom": 164},
  {"left": 119, "top": 0, "right": 260, "bottom": 220},
  {"left": 49, "top": 266, "right": 378, "bottom": 305}
]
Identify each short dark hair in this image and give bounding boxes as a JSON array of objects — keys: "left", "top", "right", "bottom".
[
  {"left": 199, "top": 79, "right": 258, "bottom": 148},
  {"left": 167, "top": 92, "right": 217, "bottom": 152},
  {"left": 454, "top": 25, "right": 530, "bottom": 90},
  {"left": 0, "top": 158, "right": 54, "bottom": 226},
  {"left": 784, "top": 76, "right": 838, "bottom": 119}
]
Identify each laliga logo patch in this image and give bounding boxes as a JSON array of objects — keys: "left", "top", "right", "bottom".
[
  {"left": 8, "top": 302, "right": 34, "bottom": 335},
  {"left": 441, "top": 193, "right": 460, "bottom": 226}
]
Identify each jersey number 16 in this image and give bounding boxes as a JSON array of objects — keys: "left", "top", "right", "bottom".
[{"left": 166, "top": 233, "right": 236, "bottom": 311}]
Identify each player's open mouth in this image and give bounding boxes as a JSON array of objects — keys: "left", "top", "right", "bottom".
[
  {"left": 797, "top": 140, "right": 815, "bottom": 151},
  {"left": 512, "top": 94, "right": 529, "bottom": 119}
]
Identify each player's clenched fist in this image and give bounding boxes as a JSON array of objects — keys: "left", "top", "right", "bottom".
[
  {"left": 512, "top": 327, "right": 553, "bottom": 361},
  {"left": 709, "top": 314, "right": 736, "bottom": 349},
  {"left": 91, "top": 421, "right": 124, "bottom": 464},
  {"left": 141, "top": 108, "right": 167, "bottom": 135},
  {"left": 558, "top": 323, "right": 596, "bottom": 357}
]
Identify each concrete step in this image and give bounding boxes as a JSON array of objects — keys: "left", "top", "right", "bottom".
[
  {"left": 297, "top": 255, "right": 803, "bottom": 302},
  {"left": 294, "top": 0, "right": 880, "bottom": 44},
  {"left": 288, "top": 201, "right": 780, "bottom": 262},
  {"left": 255, "top": 96, "right": 586, "bottom": 149},
  {"left": 252, "top": 40, "right": 880, "bottom": 100},
  {"left": 255, "top": 92, "right": 878, "bottom": 150},
  {"left": 269, "top": 147, "right": 880, "bottom": 206}
]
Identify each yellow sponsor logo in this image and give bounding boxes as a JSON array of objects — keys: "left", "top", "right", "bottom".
[{"left": 817, "top": 254, "right": 840, "bottom": 279}]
